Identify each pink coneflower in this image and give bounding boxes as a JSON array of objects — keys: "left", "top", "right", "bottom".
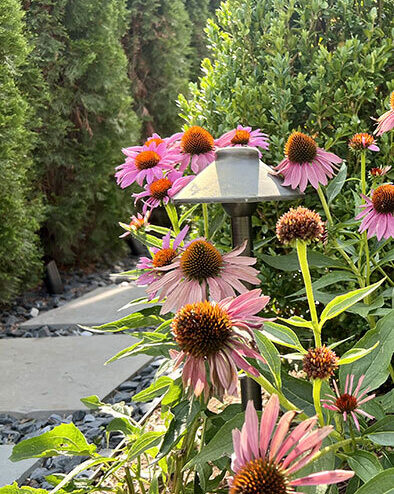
[
  {"left": 374, "top": 91, "right": 394, "bottom": 136},
  {"left": 146, "top": 239, "right": 260, "bottom": 314},
  {"left": 173, "top": 126, "right": 216, "bottom": 174},
  {"left": 322, "top": 374, "right": 375, "bottom": 431},
  {"left": 133, "top": 170, "right": 194, "bottom": 213},
  {"left": 349, "top": 133, "right": 379, "bottom": 152},
  {"left": 119, "top": 212, "right": 150, "bottom": 238},
  {"left": 216, "top": 125, "right": 269, "bottom": 155},
  {"left": 370, "top": 165, "right": 391, "bottom": 177},
  {"left": 355, "top": 184, "right": 394, "bottom": 240},
  {"left": 115, "top": 141, "right": 180, "bottom": 187},
  {"left": 274, "top": 132, "right": 342, "bottom": 192},
  {"left": 170, "top": 290, "right": 270, "bottom": 399},
  {"left": 136, "top": 226, "right": 189, "bottom": 287},
  {"left": 121, "top": 132, "right": 180, "bottom": 155},
  {"left": 229, "top": 396, "right": 354, "bottom": 494}
]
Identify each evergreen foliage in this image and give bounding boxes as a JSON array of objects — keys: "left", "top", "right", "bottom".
[
  {"left": 24, "top": 0, "right": 141, "bottom": 265},
  {"left": 124, "top": 0, "right": 192, "bottom": 137},
  {"left": 179, "top": 0, "right": 393, "bottom": 167},
  {"left": 0, "top": 0, "right": 43, "bottom": 302}
]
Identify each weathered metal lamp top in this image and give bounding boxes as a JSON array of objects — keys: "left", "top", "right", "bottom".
[{"left": 173, "top": 147, "right": 302, "bottom": 205}]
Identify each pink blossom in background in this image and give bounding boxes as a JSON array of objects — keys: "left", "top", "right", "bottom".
[
  {"left": 216, "top": 125, "right": 269, "bottom": 155},
  {"left": 355, "top": 184, "right": 394, "bottom": 240},
  {"left": 374, "top": 91, "right": 394, "bottom": 136}
]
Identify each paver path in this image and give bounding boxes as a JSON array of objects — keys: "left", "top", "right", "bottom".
[
  {"left": 0, "top": 335, "right": 151, "bottom": 417},
  {"left": 0, "top": 444, "right": 40, "bottom": 486},
  {"left": 20, "top": 284, "right": 147, "bottom": 330}
]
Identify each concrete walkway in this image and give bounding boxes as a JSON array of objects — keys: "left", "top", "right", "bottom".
[
  {"left": 20, "top": 284, "right": 147, "bottom": 330},
  {"left": 0, "top": 335, "right": 152, "bottom": 417}
]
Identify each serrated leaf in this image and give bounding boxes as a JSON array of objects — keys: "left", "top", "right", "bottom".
[
  {"left": 319, "top": 280, "right": 383, "bottom": 327},
  {"left": 10, "top": 423, "right": 96, "bottom": 461}
]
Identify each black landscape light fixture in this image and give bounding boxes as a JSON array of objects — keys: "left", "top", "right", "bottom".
[{"left": 173, "top": 146, "right": 302, "bottom": 410}]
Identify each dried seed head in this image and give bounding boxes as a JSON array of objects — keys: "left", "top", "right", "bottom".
[
  {"left": 303, "top": 346, "right": 339, "bottom": 380},
  {"left": 276, "top": 207, "right": 325, "bottom": 245}
]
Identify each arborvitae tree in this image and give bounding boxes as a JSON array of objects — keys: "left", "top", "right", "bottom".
[
  {"left": 24, "top": 0, "right": 141, "bottom": 265},
  {"left": 0, "top": 0, "right": 43, "bottom": 302},
  {"left": 124, "top": 0, "right": 192, "bottom": 137}
]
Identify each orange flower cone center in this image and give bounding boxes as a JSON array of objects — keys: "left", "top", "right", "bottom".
[
  {"left": 149, "top": 178, "right": 172, "bottom": 200},
  {"left": 181, "top": 126, "right": 215, "bottom": 155},
  {"left": 172, "top": 301, "right": 232, "bottom": 358},
  {"left": 180, "top": 240, "right": 222, "bottom": 281},
  {"left": 152, "top": 248, "right": 177, "bottom": 268},
  {"left": 335, "top": 393, "right": 358, "bottom": 413},
  {"left": 349, "top": 133, "right": 375, "bottom": 150},
  {"left": 390, "top": 91, "right": 394, "bottom": 110},
  {"left": 130, "top": 217, "right": 145, "bottom": 230},
  {"left": 135, "top": 151, "right": 160, "bottom": 170},
  {"left": 231, "top": 129, "right": 251, "bottom": 145},
  {"left": 372, "top": 184, "right": 394, "bottom": 214},
  {"left": 285, "top": 132, "right": 317, "bottom": 163},
  {"left": 230, "top": 458, "right": 288, "bottom": 494},
  {"left": 145, "top": 137, "right": 164, "bottom": 147}
]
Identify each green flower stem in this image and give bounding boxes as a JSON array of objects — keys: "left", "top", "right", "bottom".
[
  {"left": 165, "top": 203, "right": 180, "bottom": 235},
  {"left": 360, "top": 151, "right": 367, "bottom": 199},
  {"left": 295, "top": 239, "right": 321, "bottom": 345},
  {"left": 310, "top": 437, "right": 370, "bottom": 464},
  {"left": 247, "top": 372, "right": 309, "bottom": 421},
  {"left": 317, "top": 185, "right": 363, "bottom": 284},
  {"left": 313, "top": 379, "right": 324, "bottom": 426},
  {"left": 202, "top": 203, "right": 209, "bottom": 238}
]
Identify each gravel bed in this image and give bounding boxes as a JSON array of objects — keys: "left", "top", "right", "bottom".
[
  {"left": 0, "top": 360, "right": 163, "bottom": 488},
  {"left": 0, "top": 256, "right": 137, "bottom": 339}
]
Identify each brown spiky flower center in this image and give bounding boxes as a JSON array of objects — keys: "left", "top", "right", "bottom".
[
  {"left": 145, "top": 137, "right": 164, "bottom": 147},
  {"left": 149, "top": 178, "right": 172, "bottom": 200},
  {"left": 335, "top": 394, "right": 358, "bottom": 414},
  {"left": 349, "top": 133, "right": 375, "bottom": 150},
  {"left": 276, "top": 206, "right": 325, "bottom": 245},
  {"left": 372, "top": 184, "right": 394, "bottom": 214},
  {"left": 390, "top": 91, "right": 394, "bottom": 110},
  {"left": 303, "top": 346, "right": 339, "bottom": 380},
  {"left": 370, "top": 167, "right": 389, "bottom": 177},
  {"left": 181, "top": 126, "right": 215, "bottom": 155},
  {"left": 135, "top": 151, "right": 160, "bottom": 170},
  {"left": 285, "top": 132, "right": 317, "bottom": 163},
  {"left": 231, "top": 129, "right": 251, "bottom": 145},
  {"left": 152, "top": 248, "right": 177, "bottom": 268},
  {"left": 231, "top": 459, "right": 289, "bottom": 494},
  {"left": 180, "top": 240, "right": 222, "bottom": 281},
  {"left": 172, "top": 301, "right": 232, "bottom": 358}
]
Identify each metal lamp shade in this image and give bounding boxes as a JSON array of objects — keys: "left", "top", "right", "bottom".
[{"left": 173, "top": 147, "right": 302, "bottom": 205}]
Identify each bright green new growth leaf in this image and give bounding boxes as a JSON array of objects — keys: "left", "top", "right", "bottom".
[
  {"left": 0, "top": 485, "right": 48, "bottom": 494},
  {"left": 338, "top": 342, "right": 379, "bottom": 365},
  {"left": 10, "top": 423, "right": 96, "bottom": 462},
  {"left": 261, "top": 321, "right": 306, "bottom": 352},
  {"left": 319, "top": 280, "right": 383, "bottom": 328},
  {"left": 254, "top": 331, "right": 282, "bottom": 388},
  {"left": 133, "top": 376, "right": 174, "bottom": 402}
]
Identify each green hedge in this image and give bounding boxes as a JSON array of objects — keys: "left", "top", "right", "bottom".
[{"left": 0, "top": 0, "right": 43, "bottom": 302}]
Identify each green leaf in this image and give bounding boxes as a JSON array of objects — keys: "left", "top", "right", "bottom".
[
  {"left": 363, "top": 416, "right": 394, "bottom": 446},
  {"left": 80, "top": 395, "right": 134, "bottom": 420},
  {"left": 133, "top": 376, "right": 173, "bottom": 402},
  {"left": 106, "top": 418, "right": 139, "bottom": 436},
  {"left": 0, "top": 485, "right": 49, "bottom": 494},
  {"left": 10, "top": 423, "right": 96, "bottom": 461},
  {"left": 338, "top": 342, "right": 379, "bottom": 365},
  {"left": 179, "top": 203, "right": 200, "bottom": 225},
  {"left": 343, "top": 451, "right": 383, "bottom": 483},
  {"left": 288, "top": 271, "right": 357, "bottom": 300},
  {"left": 261, "top": 321, "right": 306, "bottom": 352},
  {"left": 86, "top": 306, "right": 164, "bottom": 333},
  {"left": 254, "top": 331, "right": 281, "bottom": 388},
  {"left": 379, "top": 389, "right": 394, "bottom": 413},
  {"left": 261, "top": 251, "right": 345, "bottom": 271},
  {"left": 319, "top": 280, "right": 383, "bottom": 327},
  {"left": 326, "top": 163, "right": 347, "bottom": 204},
  {"left": 328, "top": 335, "right": 355, "bottom": 350},
  {"left": 339, "top": 312, "right": 394, "bottom": 392},
  {"left": 128, "top": 431, "right": 165, "bottom": 461},
  {"left": 352, "top": 468, "right": 394, "bottom": 494},
  {"left": 278, "top": 315, "right": 313, "bottom": 329}
]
